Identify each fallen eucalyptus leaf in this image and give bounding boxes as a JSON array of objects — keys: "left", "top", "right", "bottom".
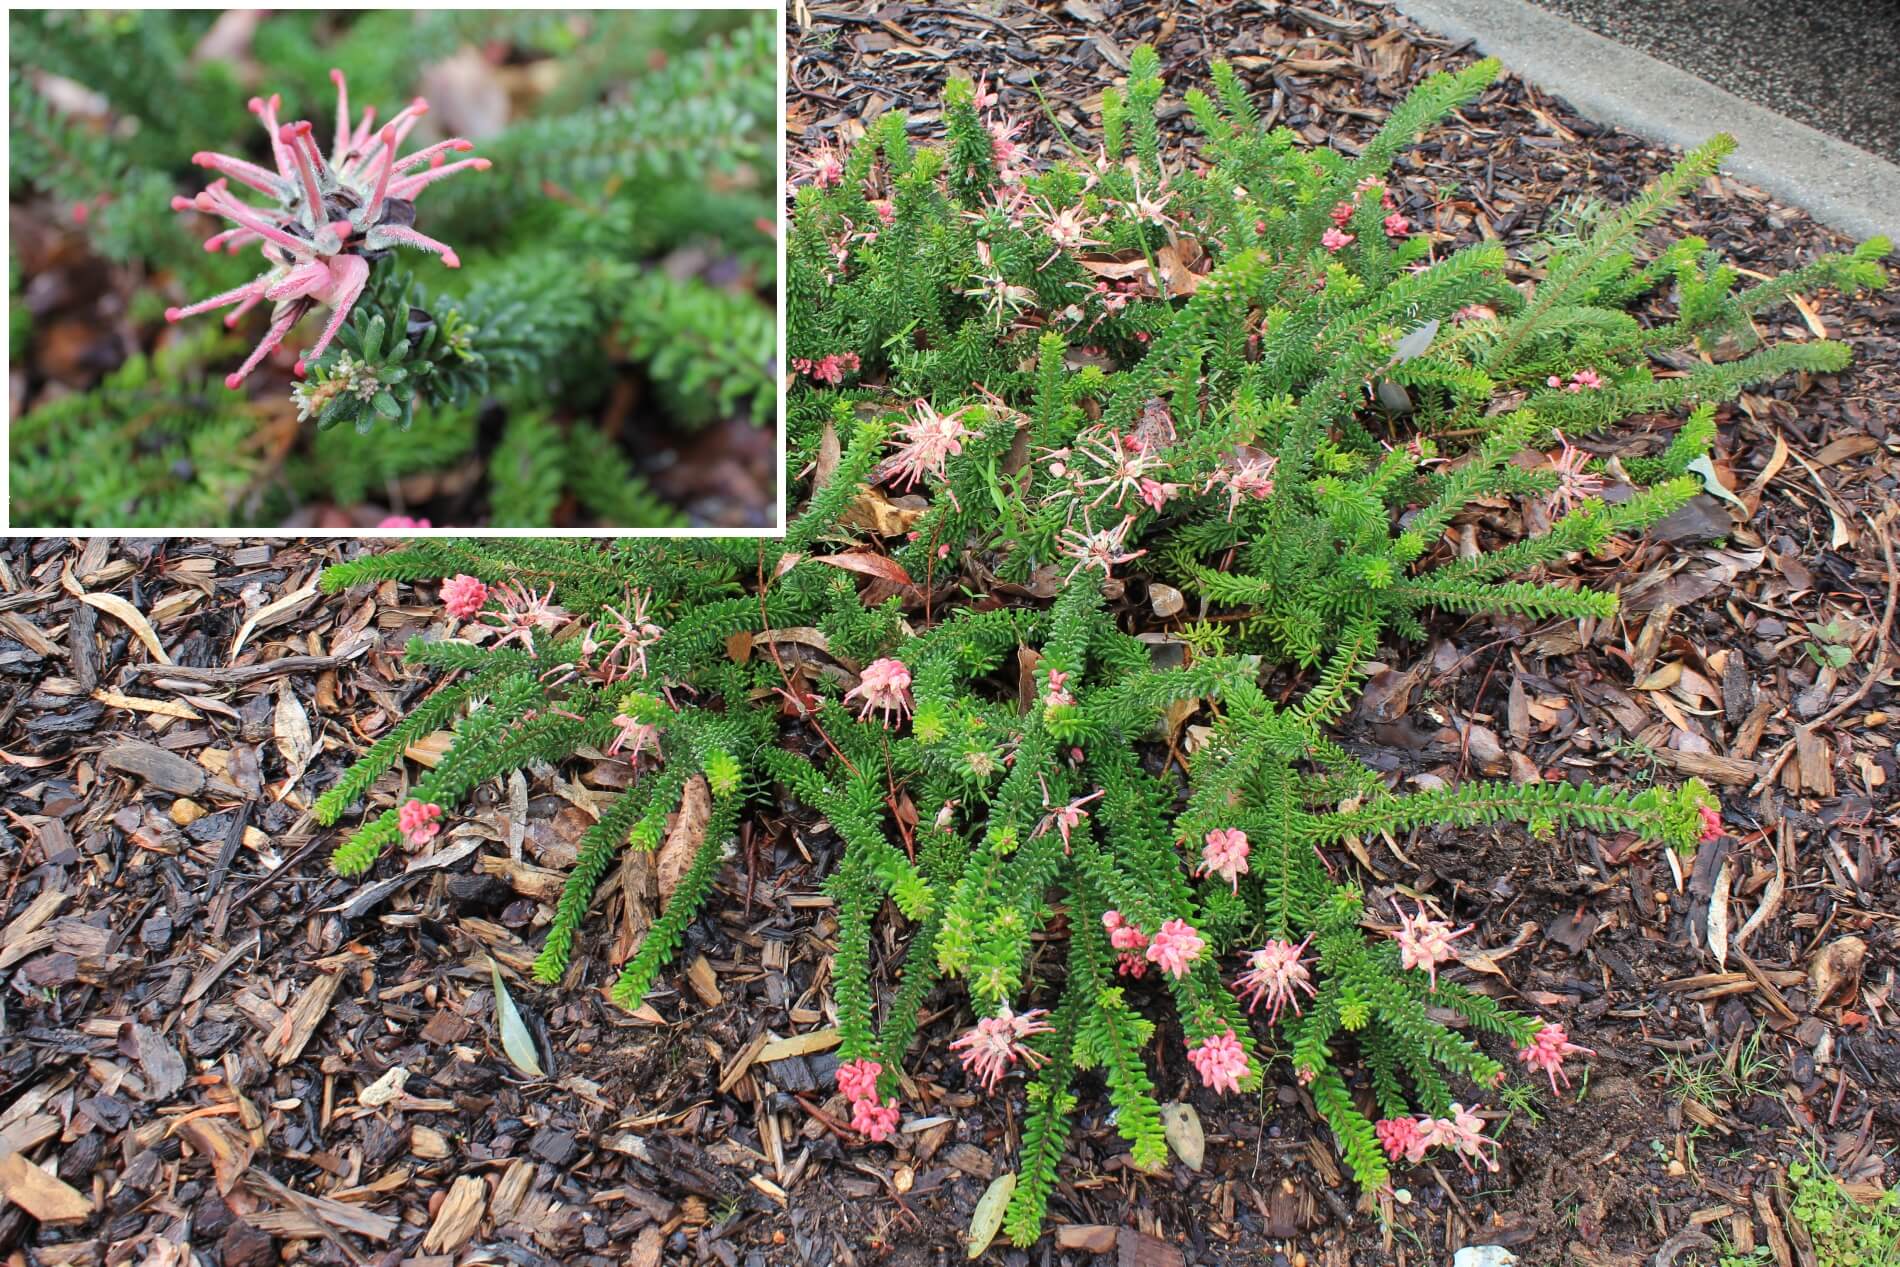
[
  {"left": 966, "top": 1171, "right": 1016, "bottom": 1259},
  {"left": 490, "top": 960, "right": 545, "bottom": 1078},
  {"left": 1685, "top": 455, "right": 1748, "bottom": 514},
  {"left": 1161, "top": 1101, "right": 1204, "bottom": 1170}
]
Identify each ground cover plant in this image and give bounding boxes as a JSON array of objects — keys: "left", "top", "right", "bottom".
[
  {"left": 8, "top": 9, "right": 776, "bottom": 529},
  {"left": 297, "top": 46, "right": 1895, "bottom": 1251}
]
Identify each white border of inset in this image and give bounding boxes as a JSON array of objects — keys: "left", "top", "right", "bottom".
[{"left": 2, "top": 1, "right": 790, "bottom": 539}]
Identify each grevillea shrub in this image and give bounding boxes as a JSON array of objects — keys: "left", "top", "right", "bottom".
[{"left": 316, "top": 53, "right": 1888, "bottom": 1246}]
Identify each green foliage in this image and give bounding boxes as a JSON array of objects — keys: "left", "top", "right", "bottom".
[
  {"left": 313, "top": 42, "right": 1887, "bottom": 1252},
  {"left": 9, "top": 9, "right": 774, "bottom": 527}
]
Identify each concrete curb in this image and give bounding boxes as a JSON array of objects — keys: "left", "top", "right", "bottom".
[{"left": 1397, "top": 0, "right": 1900, "bottom": 244}]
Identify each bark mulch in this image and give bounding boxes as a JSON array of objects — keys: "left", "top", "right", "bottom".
[{"left": 2, "top": 2, "right": 1896, "bottom": 1266}]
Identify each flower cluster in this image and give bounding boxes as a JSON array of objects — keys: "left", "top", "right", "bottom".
[
  {"left": 844, "top": 657, "right": 914, "bottom": 726},
  {"left": 1101, "top": 909, "right": 1153, "bottom": 978},
  {"left": 397, "top": 799, "right": 442, "bottom": 847},
  {"left": 1376, "top": 1104, "right": 1499, "bottom": 1172},
  {"left": 793, "top": 351, "right": 860, "bottom": 385},
  {"left": 1389, "top": 901, "right": 1471, "bottom": 990},
  {"left": 1198, "top": 827, "right": 1251, "bottom": 891},
  {"left": 166, "top": 71, "right": 489, "bottom": 389},
  {"left": 950, "top": 1005, "right": 1055, "bottom": 1091},
  {"left": 1186, "top": 1029, "right": 1250, "bottom": 1094},
  {"left": 1516, "top": 1021, "right": 1594, "bottom": 1093},
  {"left": 1233, "top": 936, "right": 1316, "bottom": 1024},
  {"left": 835, "top": 1058, "right": 900, "bottom": 1142}
]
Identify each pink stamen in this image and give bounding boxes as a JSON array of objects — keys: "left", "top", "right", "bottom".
[
  {"left": 392, "top": 138, "right": 476, "bottom": 174},
  {"left": 223, "top": 288, "right": 265, "bottom": 328},
  {"left": 300, "top": 254, "right": 370, "bottom": 364},
  {"left": 276, "top": 123, "right": 326, "bottom": 229},
  {"left": 165, "top": 278, "right": 268, "bottom": 323},
  {"left": 249, "top": 93, "right": 292, "bottom": 183},
  {"left": 194, "top": 185, "right": 312, "bottom": 256},
  {"left": 223, "top": 304, "right": 303, "bottom": 389},
  {"left": 387, "top": 157, "right": 492, "bottom": 200},
  {"left": 370, "top": 224, "right": 460, "bottom": 268},
  {"left": 191, "top": 151, "right": 282, "bottom": 196},
  {"left": 364, "top": 124, "right": 399, "bottom": 222},
  {"left": 329, "top": 68, "right": 352, "bottom": 165}
]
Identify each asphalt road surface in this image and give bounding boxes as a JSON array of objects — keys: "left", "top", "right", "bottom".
[{"left": 1527, "top": 0, "right": 1900, "bottom": 163}]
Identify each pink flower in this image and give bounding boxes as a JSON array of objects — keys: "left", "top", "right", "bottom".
[
  {"left": 836, "top": 1058, "right": 884, "bottom": 1104},
  {"left": 1037, "top": 781, "right": 1105, "bottom": 850},
  {"left": 1329, "top": 201, "right": 1355, "bottom": 226},
  {"left": 949, "top": 1004, "right": 1055, "bottom": 1091},
  {"left": 1058, "top": 515, "right": 1146, "bottom": 582},
  {"left": 879, "top": 399, "right": 975, "bottom": 489},
  {"left": 1420, "top": 1104, "right": 1498, "bottom": 1172},
  {"left": 1042, "top": 668, "right": 1075, "bottom": 710},
  {"left": 1145, "top": 919, "right": 1204, "bottom": 978},
  {"left": 1102, "top": 910, "right": 1150, "bottom": 953},
  {"left": 587, "top": 591, "right": 666, "bottom": 682},
  {"left": 1187, "top": 1029, "right": 1250, "bottom": 1095},
  {"left": 1136, "top": 478, "right": 1179, "bottom": 513},
  {"left": 607, "top": 714, "right": 661, "bottom": 762},
  {"left": 441, "top": 574, "right": 489, "bottom": 620},
  {"left": 1198, "top": 828, "right": 1251, "bottom": 891},
  {"left": 850, "top": 1097, "right": 901, "bottom": 1142},
  {"left": 1698, "top": 804, "right": 1723, "bottom": 842},
  {"left": 1544, "top": 431, "right": 1606, "bottom": 514},
  {"left": 1322, "top": 227, "right": 1355, "bottom": 252},
  {"left": 1389, "top": 901, "right": 1471, "bottom": 991},
  {"left": 1383, "top": 212, "right": 1409, "bottom": 238},
  {"left": 845, "top": 657, "right": 913, "bottom": 727},
  {"left": 1376, "top": 1116, "right": 1430, "bottom": 1164},
  {"left": 1234, "top": 935, "right": 1316, "bottom": 1023},
  {"left": 791, "top": 141, "right": 846, "bottom": 189},
  {"left": 377, "top": 515, "right": 430, "bottom": 530},
  {"left": 1204, "top": 451, "right": 1279, "bottom": 521},
  {"left": 1517, "top": 1021, "right": 1595, "bottom": 1094},
  {"left": 398, "top": 799, "right": 443, "bottom": 847},
  {"left": 1115, "top": 952, "right": 1149, "bottom": 978},
  {"left": 487, "top": 582, "right": 569, "bottom": 652},
  {"left": 167, "top": 72, "right": 487, "bottom": 388}
]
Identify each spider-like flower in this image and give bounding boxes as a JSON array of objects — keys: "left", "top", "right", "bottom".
[
  {"left": 1234, "top": 935, "right": 1316, "bottom": 1023},
  {"left": 1073, "top": 427, "right": 1165, "bottom": 512},
  {"left": 440, "top": 574, "right": 489, "bottom": 620},
  {"left": 1036, "top": 784, "right": 1105, "bottom": 850},
  {"left": 1376, "top": 1116, "right": 1430, "bottom": 1164},
  {"left": 791, "top": 140, "right": 846, "bottom": 189},
  {"left": 1204, "top": 451, "right": 1278, "bottom": 521},
  {"left": 1122, "top": 170, "right": 1180, "bottom": 232},
  {"left": 398, "top": 799, "right": 443, "bottom": 847},
  {"left": 487, "top": 582, "right": 569, "bottom": 653},
  {"left": 1321, "top": 226, "right": 1355, "bottom": 252},
  {"left": 1698, "top": 804, "right": 1723, "bottom": 842},
  {"left": 880, "top": 399, "right": 975, "bottom": 490},
  {"left": 1187, "top": 1029, "right": 1250, "bottom": 1095},
  {"left": 949, "top": 1004, "right": 1055, "bottom": 1091},
  {"left": 1516, "top": 1022, "right": 1595, "bottom": 1094},
  {"left": 1198, "top": 827, "right": 1252, "bottom": 892},
  {"left": 1420, "top": 1104, "right": 1498, "bottom": 1172},
  {"left": 845, "top": 657, "right": 914, "bottom": 727},
  {"left": 588, "top": 591, "right": 665, "bottom": 683},
  {"left": 607, "top": 714, "right": 662, "bottom": 762},
  {"left": 1058, "top": 514, "right": 1147, "bottom": 581},
  {"left": 1544, "top": 431, "right": 1606, "bottom": 514},
  {"left": 1389, "top": 900, "right": 1472, "bottom": 991},
  {"left": 1032, "top": 199, "right": 1105, "bottom": 268},
  {"left": 167, "top": 71, "right": 489, "bottom": 389},
  {"left": 1145, "top": 918, "right": 1204, "bottom": 978}
]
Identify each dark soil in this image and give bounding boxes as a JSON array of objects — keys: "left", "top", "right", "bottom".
[{"left": 2, "top": 3, "right": 1896, "bottom": 1267}]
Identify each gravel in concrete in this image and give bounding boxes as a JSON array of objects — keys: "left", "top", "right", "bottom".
[{"left": 1527, "top": 0, "right": 1900, "bottom": 164}]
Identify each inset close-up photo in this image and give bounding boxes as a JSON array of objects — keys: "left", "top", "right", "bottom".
[{"left": 9, "top": 8, "right": 779, "bottom": 530}]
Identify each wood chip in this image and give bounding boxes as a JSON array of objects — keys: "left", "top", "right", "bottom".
[
  {"left": 262, "top": 971, "right": 341, "bottom": 1065},
  {"left": 422, "top": 1174, "right": 488, "bottom": 1253},
  {"left": 0, "top": 1151, "right": 93, "bottom": 1222}
]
